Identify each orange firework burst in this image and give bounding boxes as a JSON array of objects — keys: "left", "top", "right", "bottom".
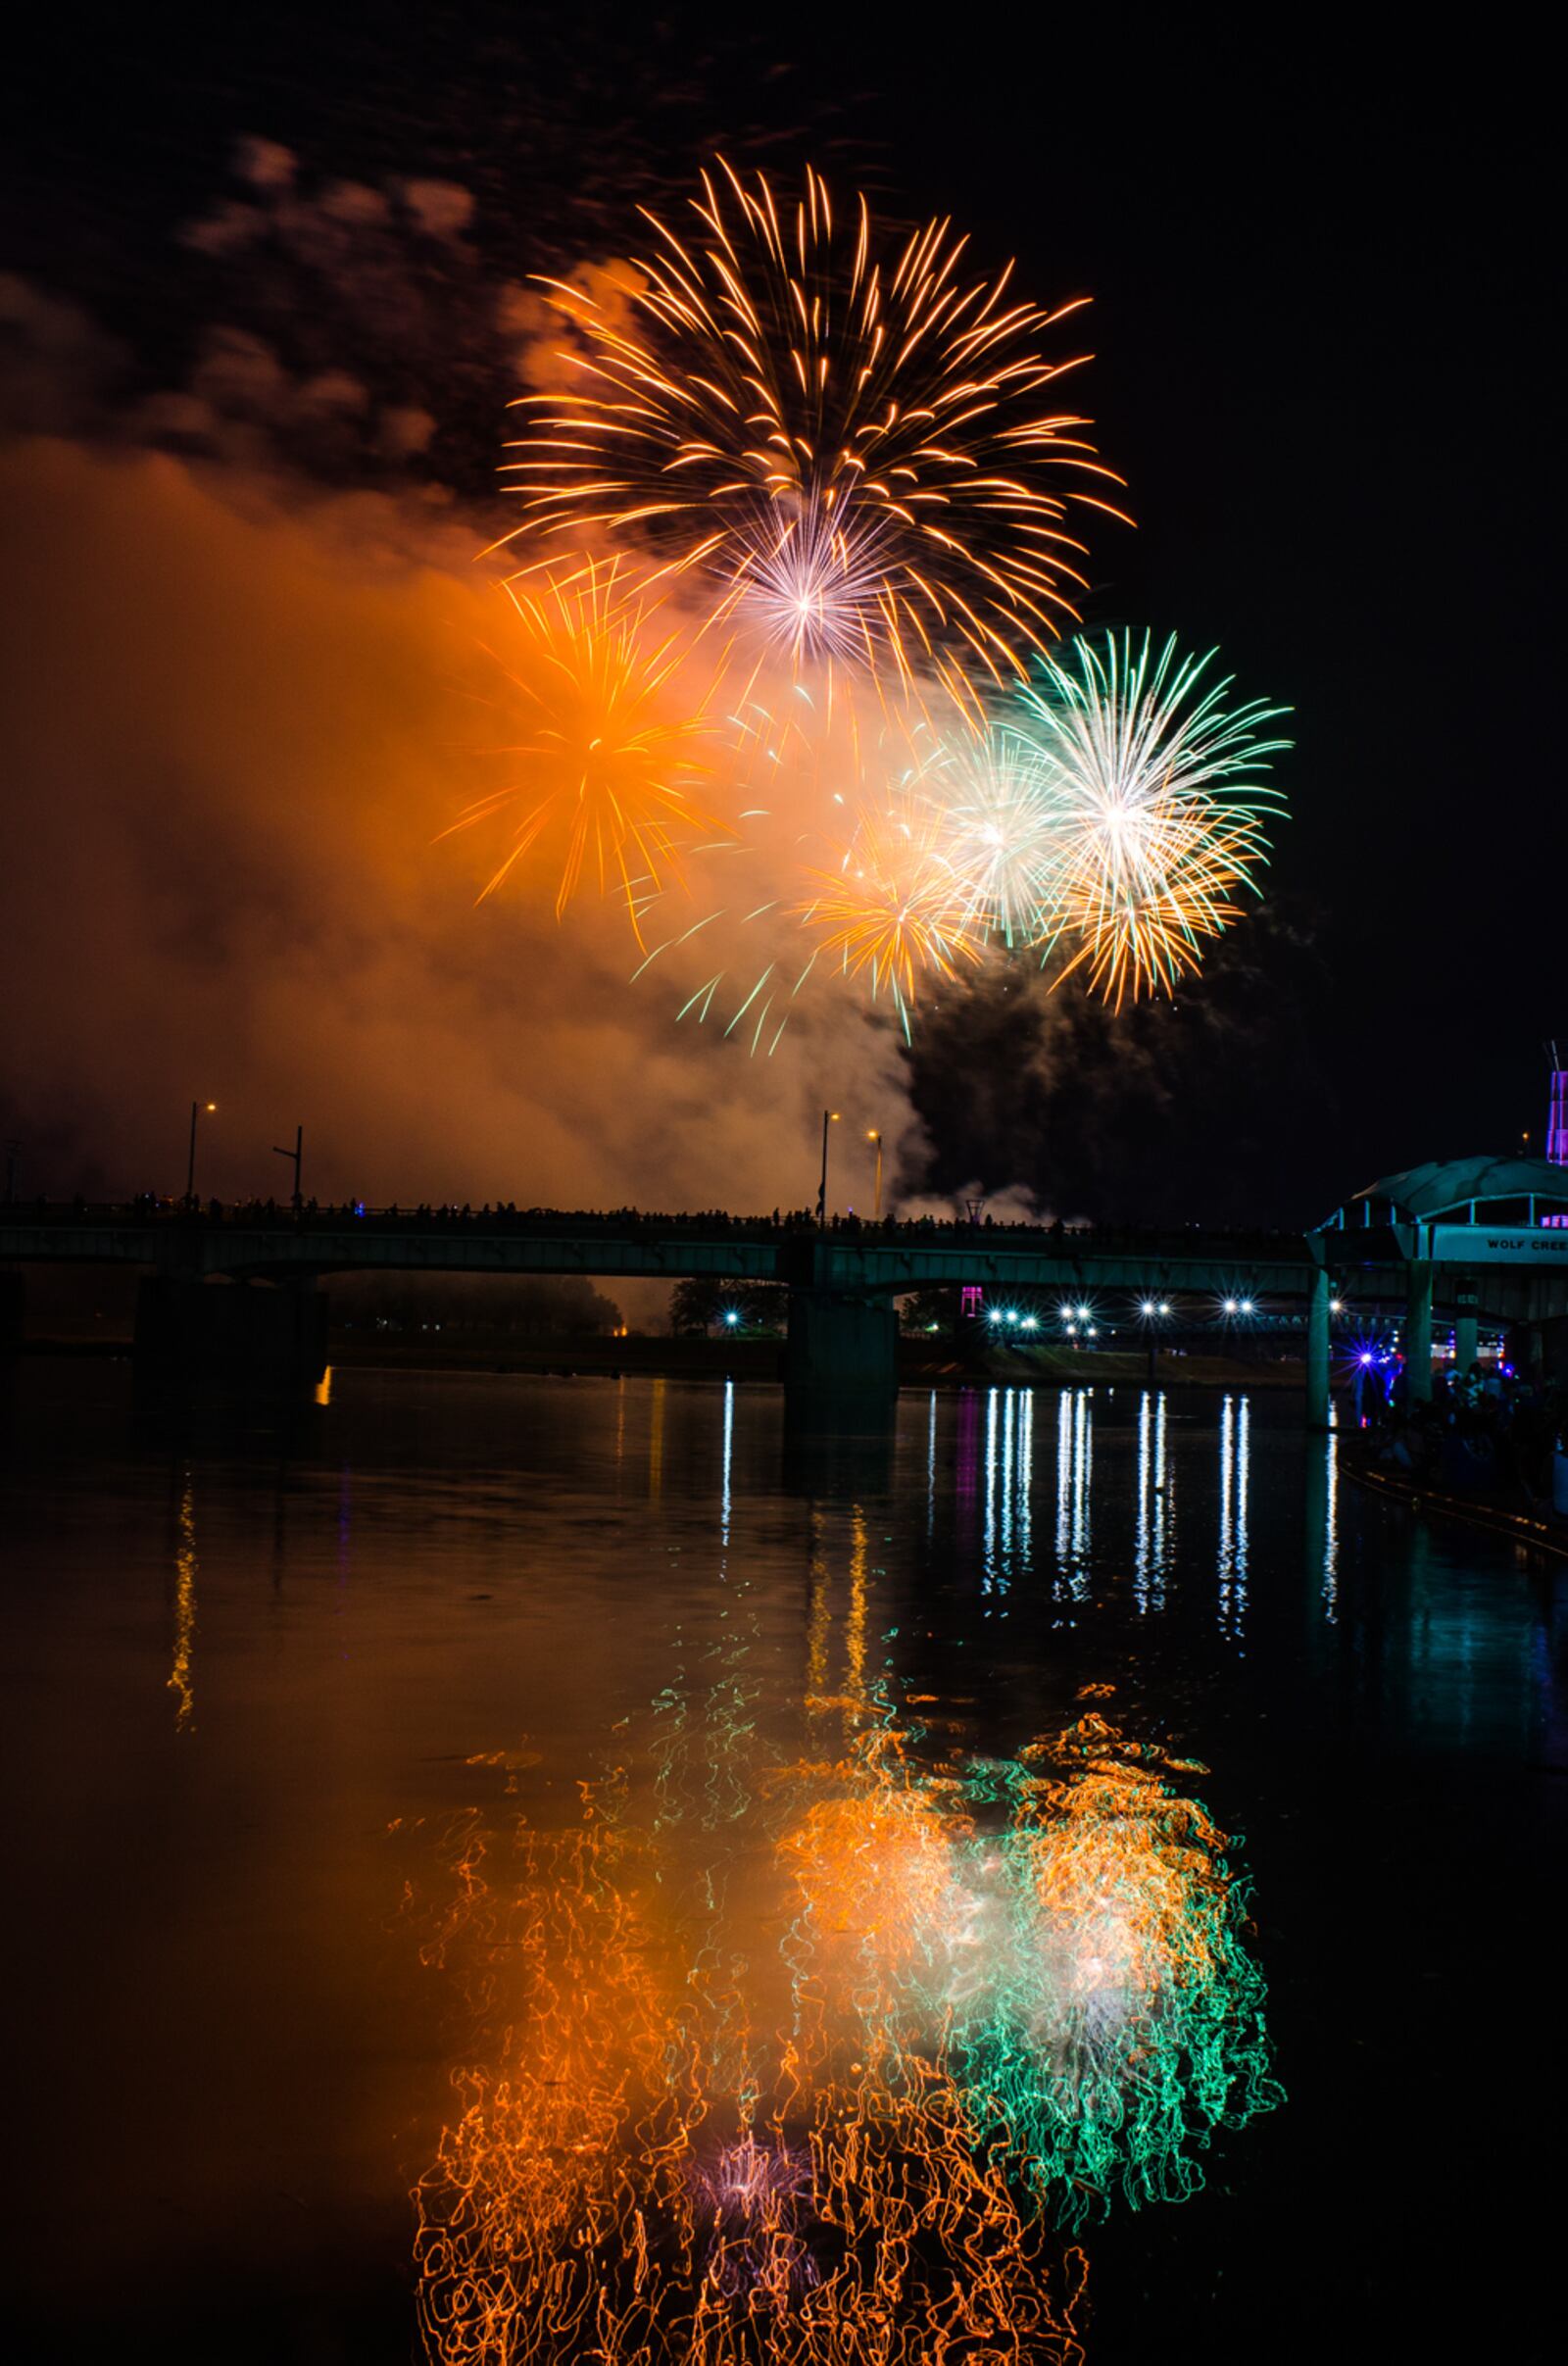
[
  {"left": 441, "top": 564, "right": 728, "bottom": 937},
  {"left": 795, "top": 794, "right": 985, "bottom": 1033},
  {"left": 503, "top": 161, "right": 1126, "bottom": 706}
]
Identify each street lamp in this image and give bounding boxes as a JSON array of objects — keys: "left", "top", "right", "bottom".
[
  {"left": 816, "top": 1109, "right": 840, "bottom": 1227},
  {"left": 866, "top": 1129, "right": 883, "bottom": 1219},
  {"left": 185, "top": 1100, "right": 217, "bottom": 1206},
  {"left": 1139, "top": 1293, "right": 1172, "bottom": 1380}
]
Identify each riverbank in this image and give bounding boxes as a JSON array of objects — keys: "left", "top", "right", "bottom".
[
  {"left": 8, "top": 1322, "right": 1309, "bottom": 1391},
  {"left": 324, "top": 1333, "right": 1306, "bottom": 1390}
]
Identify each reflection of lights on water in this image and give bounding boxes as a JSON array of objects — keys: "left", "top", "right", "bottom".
[
  {"left": 1135, "top": 1388, "right": 1169, "bottom": 1614},
  {"left": 314, "top": 1362, "right": 333, "bottom": 1406},
  {"left": 1321, "top": 1408, "right": 1340, "bottom": 1620},
  {"left": 410, "top": 1464, "right": 1279, "bottom": 2361},
  {"left": 982, "top": 1386, "right": 1033, "bottom": 1600},
  {"left": 169, "top": 1472, "right": 196, "bottom": 1733},
  {"left": 1054, "top": 1387, "right": 1092, "bottom": 1597},
  {"left": 1217, "top": 1394, "right": 1250, "bottom": 1640},
  {"left": 648, "top": 1374, "right": 665, "bottom": 1500},
  {"left": 719, "top": 1378, "right": 734, "bottom": 1549}
]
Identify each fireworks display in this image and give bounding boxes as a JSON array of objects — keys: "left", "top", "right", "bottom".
[
  {"left": 441, "top": 562, "right": 726, "bottom": 934},
  {"left": 448, "top": 161, "right": 1293, "bottom": 1033},
  {"left": 1011, "top": 632, "right": 1293, "bottom": 1006},
  {"left": 504, "top": 160, "right": 1122, "bottom": 702}
]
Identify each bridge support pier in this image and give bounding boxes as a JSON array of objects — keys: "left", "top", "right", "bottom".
[
  {"left": 1405, "top": 1259, "right": 1434, "bottom": 1404},
  {"left": 0, "top": 1269, "right": 23, "bottom": 1357},
  {"left": 1306, "top": 1263, "right": 1331, "bottom": 1430},
  {"left": 135, "top": 1275, "right": 328, "bottom": 1392},
  {"left": 783, "top": 1288, "right": 897, "bottom": 1416},
  {"left": 1453, "top": 1276, "right": 1479, "bottom": 1377}
]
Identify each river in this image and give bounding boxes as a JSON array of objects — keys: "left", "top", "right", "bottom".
[{"left": 3, "top": 1361, "right": 1562, "bottom": 2361}]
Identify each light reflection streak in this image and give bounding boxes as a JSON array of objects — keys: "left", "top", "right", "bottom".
[
  {"left": 720, "top": 1378, "right": 734, "bottom": 1549},
  {"left": 649, "top": 1375, "right": 666, "bottom": 1501},
  {"left": 1322, "top": 1409, "right": 1340, "bottom": 1621},
  {"left": 1072, "top": 1390, "right": 1093, "bottom": 1578},
  {"left": 169, "top": 1471, "right": 196, "bottom": 1733},
  {"left": 983, "top": 1387, "right": 1000, "bottom": 1593},
  {"left": 1216, "top": 1395, "right": 1250, "bottom": 1640},
  {"left": 1134, "top": 1389, "right": 1169, "bottom": 1614},
  {"left": 980, "top": 1387, "right": 1036, "bottom": 1602},
  {"left": 1054, "top": 1389, "right": 1073, "bottom": 1584}
]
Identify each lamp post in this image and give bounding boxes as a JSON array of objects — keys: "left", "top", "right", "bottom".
[
  {"left": 185, "top": 1101, "right": 216, "bottom": 1207},
  {"left": 272, "top": 1124, "right": 304, "bottom": 1213},
  {"left": 816, "top": 1109, "right": 840, "bottom": 1227},
  {"left": 866, "top": 1129, "right": 883, "bottom": 1219}
]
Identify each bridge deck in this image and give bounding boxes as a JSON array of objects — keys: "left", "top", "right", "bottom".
[{"left": 0, "top": 1208, "right": 1319, "bottom": 1297}]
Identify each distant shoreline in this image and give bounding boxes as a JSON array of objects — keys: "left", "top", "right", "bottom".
[{"left": 9, "top": 1328, "right": 1310, "bottom": 1391}]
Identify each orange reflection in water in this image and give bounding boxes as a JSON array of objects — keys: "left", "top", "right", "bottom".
[{"left": 409, "top": 1754, "right": 1087, "bottom": 2364}]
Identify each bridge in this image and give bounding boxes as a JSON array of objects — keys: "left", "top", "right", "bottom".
[{"left": 4, "top": 1154, "right": 1566, "bottom": 1417}]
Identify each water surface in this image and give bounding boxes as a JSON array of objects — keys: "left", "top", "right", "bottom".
[{"left": 3, "top": 1363, "right": 1562, "bottom": 2360}]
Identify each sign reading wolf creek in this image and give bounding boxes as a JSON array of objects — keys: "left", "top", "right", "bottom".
[{"left": 1431, "top": 1224, "right": 1568, "bottom": 1265}]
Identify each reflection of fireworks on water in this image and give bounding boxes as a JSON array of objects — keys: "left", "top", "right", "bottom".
[
  {"left": 410, "top": 1699, "right": 1271, "bottom": 2358},
  {"left": 440, "top": 563, "right": 727, "bottom": 936},
  {"left": 410, "top": 1809, "right": 700, "bottom": 2366},
  {"left": 505, "top": 161, "right": 1124, "bottom": 705},
  {"left": 951, "top": 1713, "right": 1281, "bottom": 2222},
  {"left": 691, "top": 2136, "right": 820, "bottom": 2302}
]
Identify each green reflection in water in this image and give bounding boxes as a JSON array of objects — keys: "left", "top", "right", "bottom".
[{"left": 406, "top": 1500, "right": 1278, "bottom": 2359}]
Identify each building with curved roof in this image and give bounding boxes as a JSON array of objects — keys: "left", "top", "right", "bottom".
[{"left": 1342, "top": 1157, "right": 1568, "bottom": 1227}]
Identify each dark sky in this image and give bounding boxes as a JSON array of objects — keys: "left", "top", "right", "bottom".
[{"left": 2, "top": 6, "right": 1557, "bottom": 1222}]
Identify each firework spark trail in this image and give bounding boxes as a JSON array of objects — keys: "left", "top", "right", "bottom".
[
  {"left": 501, "top": 160, "right": 1126, "bottom": 709},
  {"left": 1012, "top": 631, "right": 1292, "bottom": 1005},
  {"left": 912, "top": 718, "right": 1067, "bottom": 948},
  {"left": 438, "top": 561, "right": 731, "bottom": 937},
  {"left": 793, "top": 789, "right": 986, "bottom": 1037},
  {"left": 625, "top": 625, "right": 1289, "bottom": 1041}
]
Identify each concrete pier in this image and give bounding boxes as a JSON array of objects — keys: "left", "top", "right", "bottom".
[
  {"left": 783, "top": 1287, "right": 898, "bottom": 1412},
  {"left": 1405, "top": 1260, "right": 1434, "bottom": 1404}
]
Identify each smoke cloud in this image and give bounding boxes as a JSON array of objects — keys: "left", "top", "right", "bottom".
[{"left": 0, "top": 432, "right": 911, "bottom": 1215}]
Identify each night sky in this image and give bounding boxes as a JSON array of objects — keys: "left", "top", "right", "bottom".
[{"left": 2, "top": 7, "right": 1556, "bottom": 1224}]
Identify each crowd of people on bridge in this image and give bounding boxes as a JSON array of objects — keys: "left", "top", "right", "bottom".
[{"left": 10, "top": 1194, "right": 1303, "bottom": 1257}]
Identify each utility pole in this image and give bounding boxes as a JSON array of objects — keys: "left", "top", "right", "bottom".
[
  {"left": 866, "top": 1129, "right": 883, "bottom": 1218},
  {"left": 272, "top": 1124, "right": 303, "bottom": 1212}
]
